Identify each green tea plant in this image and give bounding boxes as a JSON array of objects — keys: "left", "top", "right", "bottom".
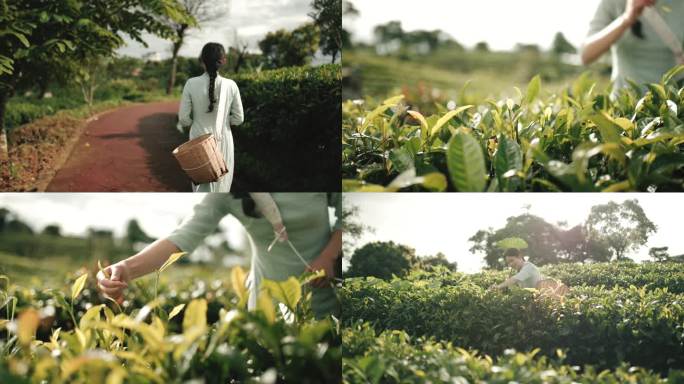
[
  {"left": 0, "top": 265, "right": 341, "bottom": 383},
  {"left": 342, "top": 66, "right": 684, "bottom": 191},
  {"left": 343, "top": 323, "right": 683, "bottom": 384},
  {"left": 343, "top": 267, "right": 684, "bottom": 373}
]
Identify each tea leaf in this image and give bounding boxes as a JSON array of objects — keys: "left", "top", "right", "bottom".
[
  {"left": 261, "top": 277, "right": 302, "bottom": 312},
  {"left": 168, "top": 304, "right": 185, "bottom": 320},
  {"left": 447, "top": 133, "right": 486, "bottom": 192},
  {"left": 257, "top": 290, "right": 276, "bottom": 324},
  {"left": 18, "top": 308, "right": 40, "bottom": 346},
  {"left": 430, "top": 105, "right": 473, "bottom": 136},
  {"left": 524, "top": 75, "right": 541, "bottom": 104},
  {"left": 183, "top": 299, "right": 207, "bottom": 333},
  {"left": 231, "top": 266, "right": 248, "bottom": 308},
  {"left": 71, "top": 273, "right": 88, "bottom": 302},
  {"left": 159, "top": 252, "right": 186, "bottom": 273}
]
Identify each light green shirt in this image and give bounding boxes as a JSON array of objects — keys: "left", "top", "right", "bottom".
[
  {"left": 167, "top": 193, "right": 342, "bottom": 318},
  {"left": 588, "top": 0, "right": 684, "bottom": 91},
  {"left": 512, "top": 261, "right": 542, "bottom": 289}
]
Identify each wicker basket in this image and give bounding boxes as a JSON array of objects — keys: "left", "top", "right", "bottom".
[{"left": 172, "top": 133, "right": 227, "bottom": 184}]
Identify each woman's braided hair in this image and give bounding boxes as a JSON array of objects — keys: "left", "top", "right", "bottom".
[
  {"left": 200, "top": 42, "right": 226, "bottom": 113},
  {"left": 631, "top": 20, "right": 644, "bottom": 39}
]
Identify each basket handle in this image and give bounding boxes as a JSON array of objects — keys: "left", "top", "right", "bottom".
[{"left": 214, "top": 77, "right": 229, "bottom": 142}]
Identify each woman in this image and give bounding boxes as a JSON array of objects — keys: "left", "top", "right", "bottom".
[
  {"left": 178, "top": 43, "right": 244, "bottom": 192},
  {"left": 96, "top": 193, "right": 341, "bottom": 319},
  {"left": 581, "top": 0, "right": 684, "bottom": 93}
]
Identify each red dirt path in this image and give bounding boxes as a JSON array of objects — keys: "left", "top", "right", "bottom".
[{"left": 46, "top": 101, "right": 192, "bottom": 192}]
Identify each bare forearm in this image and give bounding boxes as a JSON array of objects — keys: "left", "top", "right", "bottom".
[
  {"left": 320, "top": 229, "right": 342, "bottom": 262},
  {"left": 496, "top": 277, "right": 519, "bottom": 289},
  {"left": 120, "top": 238, "right": 181, "bottom": 280},
  {"left": 581, "top": 14, "right": 632, "bottom": 65}
]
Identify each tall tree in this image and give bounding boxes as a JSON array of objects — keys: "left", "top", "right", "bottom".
[
  {"left": 163, "top": 0, "right": 230, "bottom": 95},
  {"left": 309, "top": 0, "right": 342, "bottom": 63},
  {"left": 585, "top": 199, "right": 657, "bottom": 260},
  {"left": 551, "top": 32, "right": 577, "bottom": 56},
  {"left": 347, "top": 241, "right": 417, "bottom": 280},
  {"left": 259, "top": 23, "right": 320, "bottom": 69},
  {"left": 420, "top": 252, "right": 457, "bottom": 271},
  {"left": 126, "top": 219, "right": 154, "bottom": 245},
  {"left": 341, "top": 0, "right": 359, "bottom": 50},
  {"left": 0, "top": 0, "right": 192, "bottom": 160},
  {"left": 341, "top": 197, "right": 374, "bottom": 257},
  {"left": 649, "top": 246, "right": 670, "bottom": 262}
]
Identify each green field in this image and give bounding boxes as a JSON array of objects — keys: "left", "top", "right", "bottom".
[{"left": 343, "top": 262, "right": 684, "bottom": 383}]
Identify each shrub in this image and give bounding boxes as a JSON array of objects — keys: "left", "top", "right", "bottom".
[
  {"left": 342, "top": 271, "right": 684, "bottom": 372},
  {"left": 232, "top": 64, "right": 341, "bottom": 191},
  {"left": 343, "top": 323, "right": 681, "bottom": 383}
]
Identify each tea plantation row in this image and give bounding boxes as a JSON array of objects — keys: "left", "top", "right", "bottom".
[{"left": 343, "top": 268, "right": 684, "bottom": 373}]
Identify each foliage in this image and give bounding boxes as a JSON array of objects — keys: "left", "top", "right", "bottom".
[
  {"left": 340, "top": 197, "right": 374, "bottom": 256},
  {"left": 343, "top": 323, "right": 680, "bottom": 384},
  {"left": 231, "top": 64, "right": 341, "bottom": 191},
  {"left": 417, "top": 252, "right": 457, "bottom": 272},
  {"left": 309, "top": 0, "right": 342, "bottom": 62},
  {"left": 650, "top": 246, "right": 670, "bottom": 262},
  {"left": 0, "top": 267, "right": 341, "bottom": 383},
  {"left": 346, "top": 241, "right": 417, "bottom": 280},
  {"left": 259, "top": 23, "right": 320, "bottom": 69},
  {"left": 342, "top": 66, "right": 684, "bottom": 192},
  {"left": 343, "top": 264, "right": 684, "bottom": 373},
  {"left": 585, "top": 199, "right": 657, "bottom": 260}
]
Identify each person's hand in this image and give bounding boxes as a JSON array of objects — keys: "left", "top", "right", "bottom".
[
  {"left": 623, "top": 0, "right": 656, "bottom": 25},
  {"left": 96, "top": 262, "right": 131, "bottom": 304},
  {"left": 306, "top": 253, "right": 336, "bottom": 288}
]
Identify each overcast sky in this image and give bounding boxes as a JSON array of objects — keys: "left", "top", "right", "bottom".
[
  {"left": 346, "top": 193, "right": 684, "bottom": 274},
  {"left": 345, "top": 0, "right": 605, "bottom": 51},
  {"left": 117, "top": 0, "right": 314, "bottom": 59},
  {"left": 0, "top": 193, "right": 246, "bottom": 248}
]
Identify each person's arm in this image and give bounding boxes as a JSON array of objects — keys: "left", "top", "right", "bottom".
[
  {"left": 228, "top": 82, "right": 244, "bottom": 126},
  {"left": 97, "top": 195, "right": 233, "bottom": 301},
  {"left": 96, "top": 239, "right": 180, "bottom": 302},
  {"left": 178, "top": 81, "right": 193, "bottom": 127},
  {"left": 307, "top": 229, "right": 342, "bottom": 288},
  {"left": 581, "top": 0, "right": 656, "bottom": 65},
  {"left": 491, "top": 276, "right": 520, "bottom": 290}
]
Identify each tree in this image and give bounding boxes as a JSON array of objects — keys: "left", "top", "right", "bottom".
[
  {"left": 309, "top": 0, "right": 342, "bottom": 63},
  {"left": 341, "top": 197, "right": 374, "bottom": 257},
  {"left": 585, "top": 199, "right": 657, "bottom": 260},
  {"left": 341, "top": 0, "right": 359, "bottom": 50},
  {"left": 347, "top": 241, "right": 416, "bottom": 279},
  {"left": 163, "top": 0, "right": 230, "bottom": 95},
  {"left": 126, "top": 219, "right": 154, "bottom": 245},
  {"left": 419, "top": 252, "right": 457, "bottom": 271},
  {"left": 373, "top": 21, "right": 404, "bottom": 45},
  {"left": 42, "top": 224, "right": 62, "bottom": 237},
  {"left": 469, "top": 213, "right": 613, "bottom": 269},
  {"left": 0, "top": 0, "right": 192, "bottom": 160},
  {"left": 259, "top": 23, "right": 320, "bottom": 69},
  {"left": 649, "top": 246, "right": 670, "bottom": 262},
  {"left": 551, "top": 32, "right": 577, "bottom": 56},
  {"left": 474, "top": 41, "right": 490, "bottom": 52}
]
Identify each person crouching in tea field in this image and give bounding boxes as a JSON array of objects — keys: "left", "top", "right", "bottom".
[
  {"left": 489, "top": 248, "right": 541, "bottom": 291},
  {"left": 96, "top": 193, "right": 341, "bottom": 319}
]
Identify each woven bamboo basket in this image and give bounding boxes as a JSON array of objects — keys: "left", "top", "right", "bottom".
[{"left": 172, "top": 133, "right": 227, "bottom": 184}]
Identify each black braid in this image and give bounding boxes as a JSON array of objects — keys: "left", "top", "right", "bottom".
[
  {"left": 231, "top": 192, "right": 262, "bottom": 218},
  {"left": 200, "top": 42, "right": 226, "bottom": 113}
]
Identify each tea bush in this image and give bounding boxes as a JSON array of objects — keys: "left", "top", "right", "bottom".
[
  {"left": 342, "top": 269, "right": 684, "bottom": 373},
  {"left": 342, "top": 66, "right": 684, "bottom": 192},
  {"left": 233, "top": 64, "right": 341, "bottom": 191},
  {"left": 0, "top": 265, "right": 341, "bottom": 383},
  {"left": 343, "top": 323, "right": 683, "bottom": 384}
]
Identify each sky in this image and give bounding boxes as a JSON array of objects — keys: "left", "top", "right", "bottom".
[
  {"left": 0, "top": 193, "right": 246, "bottom": 248},
  {"left": 345, "top": 193, "right": 684, "bottom": 274},
  {"left": 116, "top": 0, "right": 318, "bottom": 59},
  {"left": 344, "top": 0, "right": 603, "bottom": 51}
]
